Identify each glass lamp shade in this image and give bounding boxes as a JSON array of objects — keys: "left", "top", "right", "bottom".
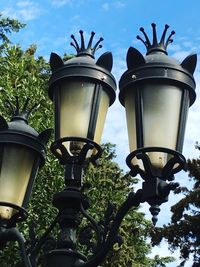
[
  {"left": 54, "top": 79, "right": 110, "bottom": 156},
  {"left": 124, "top": 82, "right": 189, "bottom": 169},
  {"left": 0, "top": 144, "right": 38, "bottom": 220}
]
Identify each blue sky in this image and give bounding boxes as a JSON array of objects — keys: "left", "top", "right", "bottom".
[{"left": 1, "top": 0, "right": 200, "bottom": 266}]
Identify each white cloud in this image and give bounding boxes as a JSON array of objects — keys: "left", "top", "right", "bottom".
[
  {"left": 52, "top": 36, "right": 68, "bottom": 49},
  {"left": 17, "top": 1, "right": 32, "bottom": 7},
  {"left": 168, "top": 43, "right": 182, "bottom": 52},
  {"left": 150, "top": 240, "right": 193, "bottom": 267},
  {"left": 102, "top": 1, "right": 125, "bottom": 11},
  {"left": 2, "top": 1, "right": 42, "bottom": 21},
  {"left": 103, "top": 98, "right": 129, "bottom": 170},
  {"left": 101, "top": 45, "right": 129, "bottom": 169},
  {"left": 171, "top": 50, "right": 191, "bottom": 62},
  {"left": 50, "top": 0, "right": 73, "bottom": 7},
  {"left": 183, "top": 40, "right": 194, "bottom": 48},
  {"left": 70, "top": 15, "right": 81, "bottom": 21},
  {"left": 114, "top": 1, "right": 126, "bottom": 8},
  {"left": 102, "top": 3, "right": 109, "bottom": 11}
]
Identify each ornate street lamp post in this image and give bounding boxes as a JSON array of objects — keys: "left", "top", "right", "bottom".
[
  {"left": 0, "top": 97, "right": 51, "bottom": 265},
  {"left": 43, "top": 31, "right": 117, "bottom": 267},
  {"left": 0, "top": 98, "right": 51, "bottom": 224},
  {"left": 0, "top": 24, "right": 197, "bottom": 267},
  {"left": 119, "top": 23, "right": 197, "bottom": 224}
]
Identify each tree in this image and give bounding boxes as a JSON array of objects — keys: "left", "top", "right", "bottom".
[
  {"left": 83, "top": 143, "right": 175, "bottom": 267},
  {"left": 0, "top": 13, "right": 25, "bottom": 49},
  {"left": 82, "top": 143, "right": 152, "bottom": 267},
  {"left": 151, "top": 145, "right": 200, "bottom": 266},
  {"left": 0, "top": 16, "right": 174, "bottom": 267}
]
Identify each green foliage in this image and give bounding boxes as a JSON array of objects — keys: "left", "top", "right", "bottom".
[
  {"left": 83, "top": 143, "right": 152, "bottom": 266},
  {"left": 0, "top": 13, "right": 25, "bottom": 49},
  {"left": 148, "top": 255, "right": 175, "bottom": 267},
  {"left": 152, "top": 145, "right": 200, "bottom": 266}
]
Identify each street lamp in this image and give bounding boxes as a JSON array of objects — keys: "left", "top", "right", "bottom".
[
  {"left": 0, "top": 97, "right": 51, "bottom": 224},
  {"left": 49, "top": 31, "right": 116, "bottom": 162},
  {"left": 0, "top": 24, "right": 197, "bottom": 267},
  {"left": 0, "top": 97, "right": 51, "bottom": 265},
  {"left": 119, "top": 23, "right": 197, "bottom": 223}
]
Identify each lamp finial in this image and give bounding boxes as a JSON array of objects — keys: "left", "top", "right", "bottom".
[
  {"left": 136, "top": 23, "right": 175, "bottom": 55},
  {"left": 70, "top": 30, "right": 104, "bottom": 58},
  {"left": 6, "top": 96, "right": 39, "bottom": 123}
]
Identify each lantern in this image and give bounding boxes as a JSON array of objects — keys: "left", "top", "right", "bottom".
[
  {"left": 119, "top": 24, "right": 197, "bottom": 178},
  {"left": 0, "top": 98, "right": 51, "bottom": 225},
  {"left": 49, "top": 31, "right": 116, "bottom": 160}
]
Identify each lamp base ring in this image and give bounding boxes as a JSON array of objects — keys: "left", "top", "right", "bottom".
[
  {"left": 0, "top": 202, "right": 27, "bottom": 227},
  {"left": 42, "top": 249, "right": 86, "bottom": 267},
  {"left": 51, "top": 137, "right": 102, "bottom": 165},
  {"left": 53, "top": 189, "right": 89, "bottom": 211},
  {"left": 126, "top": 147, "right": 186, "bottom": 180}
]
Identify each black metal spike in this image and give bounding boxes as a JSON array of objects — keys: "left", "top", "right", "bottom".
[
  {"left": 160, "top": 24, "right": 170, "bottom": 45},
  {"left": 22, "top": 97, "right": 30, "bottom": 113},
  {"left": 92, "top": 37, "right": 104, "bottom": 53},
  {"left": 70, "top": 31, "right": 103, "bottom": 58},
  {"left": 26, "top": 102, "right": 39, "bottom": 118},
  {"left": 70, "top": 42, "right": 77, "bottom": 51},
  {"left": 5, "top": 98, "right": 14, "bottom": 114},
  {"left": 79, "top": 30, "right": 85, "bottom": 50},
  {"left": 151, "top": 23, "right": 157, "bottom": 46},
  {"left": 15, "top": 96, "right": 19, "bottom": 114},
  {"left": 137, "top": 23, "right": 175, "bottom": 55},
  {"left": 136, "top": 35, "right": 148, "bottom": 48},
  {"left": 139, "top": 27, "right": 151, "bottom": 47},
  {"left": 70, "top": 34, "right": 80, "bottom": 51},
  {"left": 165, "top": 30, "right": 175, "bottom": 48},
  {"left": 87, "top": 31, "right": 95, "bottom": 49},
  {"left": 6, "top": 97, "right": 39, "bottom": 123}
]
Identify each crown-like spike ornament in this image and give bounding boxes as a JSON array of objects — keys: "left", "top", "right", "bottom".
[
  {"left": 137, "top": 23, "right": 175, "bottom": 55},
  {"left": 70, "top": 30, "right": 104, "bottom": 58},
  {"left": 5, "top": 96, "right": 39, "bottom": 123}
]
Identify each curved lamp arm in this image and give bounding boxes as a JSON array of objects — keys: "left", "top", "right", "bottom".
[
  {"left": 74, "top": 189, "right": 143, "bottom": 267},
  {"left": 0, "top": 227, "right": 32, "bottom": 267},
  {"left": 80, "top": 203, "right": 103, "bottom": 252}
]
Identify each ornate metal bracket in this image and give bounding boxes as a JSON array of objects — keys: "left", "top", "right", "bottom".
[
  {"left": 126, "top": 147, "right": 185, "bottom": 224},
  {"left": 0, "top": 227, "right": 32, "bottom": 266}
]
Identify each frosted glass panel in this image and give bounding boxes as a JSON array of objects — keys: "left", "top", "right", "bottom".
[
  {"left": 124, "top": 89, "right": 137, "bottom": 152},
  {"left": 94, "top": 90, "right": 109, "bottom": 145},
  {"left": 58, "top": 81, "right": 110, "bottom": 157},
  {"left": 0, "top": 145, "right": 35, "bottom": 220},
  {"left": 124, "top": 83, "right": 185, "bottom": 170},
  {"left": 59, "top": 81, "right": 95, "bottom": 156},
  {"left": 143, "top": 83, "right": 182, "bottom": 148},
  {"left": 143, "top": 83, "right": 182, "bottom": 168},
  {"left": 60, "top": 81, "right": 95, "bottom": 138}
]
